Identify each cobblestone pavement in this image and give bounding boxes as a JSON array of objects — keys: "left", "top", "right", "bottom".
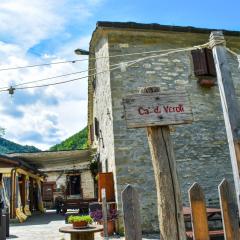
[{"left": 9, "top": 210, "right": 160, "bottom": 240}]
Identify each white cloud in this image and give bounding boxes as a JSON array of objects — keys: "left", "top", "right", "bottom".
[
  {"left": 0, "top": 0, "right": 101, "bottom": 149},
  {"left": 0, "top": 1, "right": 64, "bottom": 48}
]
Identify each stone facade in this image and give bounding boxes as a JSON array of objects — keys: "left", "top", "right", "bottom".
[
  {"left": 88, "top": 23, "right": 240, "bottom": 232},
  {"left": 46, "top": 169, "right": 95, "bottom": 199},
  {"left": 81, "top": 170, "right": 95, "bottom": 198}
]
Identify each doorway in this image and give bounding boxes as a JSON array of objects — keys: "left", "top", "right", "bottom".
[{"left": 66, "top": 174, "right": 81, "bottom": 196}]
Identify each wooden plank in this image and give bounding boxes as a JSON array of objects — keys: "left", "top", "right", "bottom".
[
  {"left": 188, "top": 183, "right": 209, "bottom": 240},
  {"left": 147, "top": 126, "right": 186, "bottom": 240},
  {"left": 186, "top": 230, "right": 224, "bottom": 239},
  {"left": 122, "top": 91, "right": 193, "bottom": 128},
  {"left": 210, "top": 31, "right": 240, "bottom": 214},
  {"left": 122, "top": 185, "right": 142, "bottom": 240},
  {"left": 101, "top": 188, "right": 108, "bottom": 240},
  {"left": 218, "top": 179, "right": 239, "bottom": 240},
  {"left": 98, "top": 173, "right": 115, "bottom": 202}
]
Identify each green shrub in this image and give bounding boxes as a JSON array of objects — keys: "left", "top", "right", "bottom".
[{"left": 68, "top": 215, "right": 93, "bottom": 224}]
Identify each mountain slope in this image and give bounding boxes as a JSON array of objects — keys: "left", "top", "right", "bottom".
[
  {"left": 49, "top": 127, "right": 88, "bottom": 151},
  {"left": 0, "top": 137, "right": 40, "bottom": 154}
]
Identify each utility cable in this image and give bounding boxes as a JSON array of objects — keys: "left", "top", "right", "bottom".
[
  {"left": 0, "top": 61, "right": 134, "bottom": 90},
  {"left": 0, "top": 42, "right": 211, "bottom": 72},
  {"left": 0, "top": 70, "right": 88, "bottom": 90},
  {"left": 0, "top": 42, "right": 211, "bottom": 93}
]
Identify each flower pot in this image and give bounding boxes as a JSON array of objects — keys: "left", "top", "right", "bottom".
[
  {"left": 100, "top": 220, "right": 115, "bottom": 236},
  {"left": 72, "top": 221, "right": 88, "bottom": 229},
  {"left": 198, "top": 78, "right": 215, "bottom": 88}
]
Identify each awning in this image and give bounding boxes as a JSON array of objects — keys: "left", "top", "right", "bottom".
[{"left": 7, "top": 149, "right": 94, "bottom": 172}]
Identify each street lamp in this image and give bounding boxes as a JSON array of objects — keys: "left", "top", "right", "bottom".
[{"left": 74, "top": 48, "right": 89, "bottom": 55}]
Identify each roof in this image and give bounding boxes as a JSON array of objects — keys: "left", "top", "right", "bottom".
[
  {"left": 0, "top": 154, "right": 45, "bottom": 176},
  {"left": 7, "top": 149, "right": 93, "bottom": 172},
  {"left": 96, "top": 21, "right": 240, "bottom": 36}
]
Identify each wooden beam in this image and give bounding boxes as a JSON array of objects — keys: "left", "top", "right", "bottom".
[
  {"left": 210, "top": 31, "right": 240, "bottom": 214},
  {"left": 147, "top": 126, "right": 186, "bottom": 240},
  {"left": 122, "top": 87, "right": 190, "bottom": 239},
  {"left": 188, "top": 183, "right": 209, "bottom": 240},
  {"left": 101, "top": 188, "right": 108, "bottom": 240},
  {"left": 122, "top": 185, "right": 142, "bottom": 240},
  {"left": 218, "top": 179, "right": 239, "bottom": 240}
]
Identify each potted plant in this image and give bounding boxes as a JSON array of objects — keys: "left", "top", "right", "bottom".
[
  {"left": 68, "top": 215, "right": 93, "bottom": 229},
  {"left": 90, "top": 208, "right": 117, "bottom": 235}
]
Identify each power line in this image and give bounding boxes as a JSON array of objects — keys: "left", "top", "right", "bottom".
[
  {"left": 0, "top": 59, "right": 86, "bottom": 72},
  {"left": 0, "top": 61, "right": 127, "bottom": 90},
  {"left": 0, "top": 70, "right": 90, "bottom": 90},
  {"left": 0, "top": 66, "right": 119, "bottom": 92},
  {"left": 1, "top": 42, "right": 210, "bottom": 93},
  {"left": 0, "top": 42, "right": 210, "bottom": 72}
]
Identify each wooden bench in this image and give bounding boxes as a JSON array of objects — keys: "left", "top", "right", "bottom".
[
  {"left": 60, "top": 198, "right": 97, "bottom": 214},
  {"left": 183, "top": 207, "right": 224, "bottom": 239},
  {"left": 186, "top": 230, "right": 224, "bottom": 239}
]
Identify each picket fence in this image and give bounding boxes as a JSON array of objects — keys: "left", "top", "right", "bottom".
[{"left": 122, "top": 179, "right": 240, "bottom": 240}]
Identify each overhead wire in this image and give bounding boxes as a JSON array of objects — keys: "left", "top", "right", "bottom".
[
  {"left": 0, "top": 70, "right": 88, "bottom": 90},
  {"left": 0, "top": 59, "right": 84, "bottom": 72},
  {"left": 0, "top": 61, "right": 136, "bottom": 91},
  {"left": 0, "top": 41, "right": 211, "bottom": 93},
  {"left": 0, "top": 42, "right": 210, "bottom": 72}
]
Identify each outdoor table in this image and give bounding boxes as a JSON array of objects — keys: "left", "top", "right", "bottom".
[
  {"left": 59, "top": 225, "right": 103, "bottom": 240},
  {"left": 183, "top": 206, "right": 221, "bottom": 220}
]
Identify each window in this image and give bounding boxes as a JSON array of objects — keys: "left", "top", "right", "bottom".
[
  {"left": 92, "top": 75, "right": 96, "bottom": 91},
  {"left": 90, "top": 124, "right": 94, "bottom": 143},
  {"left": 94, "top": 117, "right": 100, "bottom": 139},
  {"left": 191, "top": 48, "right": 216, "bottom": 77},
  {"left": 66, "top": 174, "right": 81, "bottom": 196}
]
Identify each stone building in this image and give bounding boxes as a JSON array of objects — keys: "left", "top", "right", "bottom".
[
  {"left": 8, "top": 150, "right": 96, "bottom": 209},
  {"left": 87, "top": 21, "right": 240, "bottom": 232}
]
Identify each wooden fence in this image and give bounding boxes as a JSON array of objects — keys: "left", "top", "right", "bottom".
[{"left": 121, "top": 179, "right": 240, "bottom": 240}]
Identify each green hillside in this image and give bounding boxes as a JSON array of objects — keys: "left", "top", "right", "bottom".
[
  {"left": 0, "top": 137, "right": 40, "bottom": 154},
  {"left": 49, "top": 127, "right": 88, "bottom": 151}
]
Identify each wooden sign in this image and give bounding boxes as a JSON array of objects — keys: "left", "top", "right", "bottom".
[{"left": 123, "top": 91, "right": 193, "bottom": 128}]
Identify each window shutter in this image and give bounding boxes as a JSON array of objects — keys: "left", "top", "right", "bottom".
[
  {"left": 191, "top": 49, "right": 208, "bottom": 76},
  {"left": 90, "top": 124, "right": 94, "bottom": 143},
  {"left": 94, "top": 117, "right": 99, "bottom": 138},
  {"left": 205, "top": 48, "right": 216, "bottom": 77}
]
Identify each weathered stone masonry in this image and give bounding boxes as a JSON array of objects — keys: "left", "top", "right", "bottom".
[{"left": 88, "top": 22, "right": 240, "bottom": 232}]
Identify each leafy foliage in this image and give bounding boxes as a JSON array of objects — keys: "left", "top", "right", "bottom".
[
  {"left": 0, "top": 137, "right": 40, "bottom": 154},
  {"left": 49, "top": 127, "right": 88, "bottom": 151},
  {"left": 68, "top": 215, "right": 93, "bottom": 223}
]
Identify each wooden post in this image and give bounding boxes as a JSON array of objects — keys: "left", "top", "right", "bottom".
[
  {"left": 0, "top": 214, "right": 6, "bottom": 240},
  {"left": 210, "top": 31, "right": 240, "bottom": 214},
  {"left": 101, "top": 188, "right": 108, "bottom": 240},
  {"left": 10, "top": 169, "right": 16, "bottom": 219},
  {"left": 188, "top": 183, "right": 209, "bottom": 240},
  {"left": 122, "top": 185, "right": 142, "bottom": 240},
  {"left": 218, "top": 179, "right": 239, "bottom": 240},
  {"left": 123, "top": 87, "right": 193, "bottom": 240},
  {"left": 5, "top": 208, "right": 9, "bottom": 238}
]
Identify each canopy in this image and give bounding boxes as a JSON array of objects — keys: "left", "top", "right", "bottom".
[{"left": 7, "top": 149, "right": 93, "bottom": 172}]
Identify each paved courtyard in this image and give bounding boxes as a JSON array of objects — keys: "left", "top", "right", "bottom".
[
  {"left": 9, "top": 211, "right": 71, "bottom": 240},
  {"left": 9, "top": 210, "right": 160, "bottom": 240}
]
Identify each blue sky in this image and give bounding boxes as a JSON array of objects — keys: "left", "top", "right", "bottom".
[{"left": 0, "top": 0, "right": 239, "bottom": 150}]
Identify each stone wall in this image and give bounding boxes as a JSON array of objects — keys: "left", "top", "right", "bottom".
[
  {"left": 93, "top": 36, "right": 119, "bottom": 198},
  {"left": 46, "top": 170, "right": 95, "bottom": 199},
  {"left": 81, "top": 170, "right": 95, "bottom": 198},
  {"left": 92, "top": 30, "right": 240, "bottom": 232}
]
